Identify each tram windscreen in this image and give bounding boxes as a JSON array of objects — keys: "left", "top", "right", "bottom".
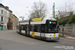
[{"left": 45, "top": 20, "right": 58, "bottom": 33}]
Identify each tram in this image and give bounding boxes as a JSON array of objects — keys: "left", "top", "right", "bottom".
[{"left": 17, "top": 17, "right": 59, "bottom": 41}]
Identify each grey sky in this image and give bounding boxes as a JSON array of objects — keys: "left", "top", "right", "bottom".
[{"left": 0, "top": 0, "right": 75, "bottom": 20}]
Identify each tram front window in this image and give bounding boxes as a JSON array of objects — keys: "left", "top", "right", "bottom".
[
  {"left": 46, "top": 24, "right": 58, "bottom": 33},
  {"left": 45, "top": 21, "right": 58, "bottom": 33}
]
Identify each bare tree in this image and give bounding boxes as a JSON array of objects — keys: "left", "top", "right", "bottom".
[
  {"left": 56, "top": 1, "right": 74, "bottom": 19},
  {"left": 30, "top": 1, "right": 47, "bottom": 18}
]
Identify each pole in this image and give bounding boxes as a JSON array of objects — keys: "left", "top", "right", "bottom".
[
  {"left": 28, "top": 18, "right": 30, "bottom": 36},
  {"left": 62, "top": 27, "right": 64, "bottom": 37},
  {"left": 53, "top": 3, "right": 55, "bottom": 19}
]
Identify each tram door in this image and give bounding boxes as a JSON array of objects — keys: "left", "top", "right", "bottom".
[
  {"left": 27, "top": 25, "right": 29, "bottom": 36},
  {"left": 32, "top": 32, "right": 35, "bottom": 38},
  {"left": 31, "top": 25, "right": 35, "bottom": 38}
]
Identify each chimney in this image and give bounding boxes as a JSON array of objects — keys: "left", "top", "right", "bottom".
[{"left": 5, "top": 6, "right": 9, "bottom": 10}]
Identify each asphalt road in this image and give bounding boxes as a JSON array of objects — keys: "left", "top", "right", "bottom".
[{"left": 0, "top": 30, "right": 75, "bottom": 50}]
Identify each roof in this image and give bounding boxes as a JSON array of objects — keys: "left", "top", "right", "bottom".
[
  {"left": 19, "top": 20, "right": 29, "bottom": 23},
  {"left": 19, "top": 17, "right": 56, "bottom": 22},
  {"left": 42, "top": 17, "right": 56, "bottom": 21},
  {"left": 13, "top": 14, "right": 18, "bottom": 18},
  {"left": 0, "top": 3, "right": 12, "bottom": 12}
]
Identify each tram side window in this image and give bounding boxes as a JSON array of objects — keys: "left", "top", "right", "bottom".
[
  {"left": 23, "top": 25, "right": 26, "bottom": 30},
  {"left": 31, "top": 26, "right": 34, "bottom": 31},
  {"left": 16, "top": 26, "right": 19, "bottom": 29},
  {"left": 34, "top": 25, "right": 37, "bottom": 32},
  {"left": 18, "top": 26, "right": 20, "bottom": 29},
  {"left": 24, "top": 25, "right": 27, "bottom": 30},
  {"left": 21, "top": 25, "right": 24, "bottom": 30},
  {"left": 24, "top": 25, "right": 28, "bottom": 31},
  {"left": 27, "top": 25, "right": 29, "bottom": 31},
  {"left": 19, "top": 25, "right": 22, "bottom": 30},
  {"left": 41, "top": 24, "right": 45, "bottom": 32},
  {"left": 20, "top": 25, "right": 25, "bottom": 30},
  {"left": 37, "top": 25, "right": 41, "bottom": 32},
  {"left": 20, "top": 25, "right": 22, "bottom": 30},
  {"left": 30, "top": 25, "right": 32, "bottom": 31}
]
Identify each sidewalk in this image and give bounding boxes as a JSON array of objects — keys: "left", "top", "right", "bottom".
[
  {"left": 59, "top": 33, "right": 75, "bottom": 40},
  {"left": 0, "top": 30, "right": 13, "bottom": 31}
]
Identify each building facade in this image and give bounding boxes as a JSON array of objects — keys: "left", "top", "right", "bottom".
[
  {"left": 0, "top": 3, "right": 19, "bottom": 30},
  {"left": 0, "top": 4, "right": 9, "bottom": 30},
  {"left": 7, "top": 10, "right": 13, "bottom": 29},
  {"left": 12, "top": 14, "right": 18, "bottom": 30}
]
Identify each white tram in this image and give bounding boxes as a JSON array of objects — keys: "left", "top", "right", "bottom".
[{"left": 17, "top": 17, "right": 59, "bottom": 41}]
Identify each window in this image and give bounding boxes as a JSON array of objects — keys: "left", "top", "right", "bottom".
[
  {"left": 30, "top": 25, "right": 32, "bottom": 31},
  {"left": 22, "top": 25, "right": 24, "bottom": 30},
  {"left": 37, "top": 25, "right": 41, "bottom": 32},
  {"left": 31, "top": 26, "right": 34, "bottom": 31},
  {"left": 30, "top": 25, "right": 41, "bottom": 32},
  {"left": 41, "top": 24, "right": 45, "bottom": 33},
  {"left": 1, "top": 16, "right": 3, "bottom": 21},
  {"left": 21, "top": 25, "right": 25, "bottom": 30},
  {"left": 34, "top": 25, "right": 37, "bottom": 32},
  {"left": 23, "top": 25, "right": 26, "bottom": 30},
  {"left": 1, "top": 10, "right": 3, "bottom": 14},
  {"left": 12, "top": 16, "right": 13, "bottom": 19}
]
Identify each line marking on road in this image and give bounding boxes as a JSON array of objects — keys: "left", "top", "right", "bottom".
[{"left": 64, "top": 39, "right": 75, "bottom": 42}]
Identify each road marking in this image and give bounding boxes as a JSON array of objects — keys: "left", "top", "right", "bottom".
[{"left": 64, "top": 39, "right": 75, "bottom": 42}]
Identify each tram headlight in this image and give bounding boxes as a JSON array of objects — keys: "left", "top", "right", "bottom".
[{"left": 49, "top": 21, "right": 52, "bottom": 24}]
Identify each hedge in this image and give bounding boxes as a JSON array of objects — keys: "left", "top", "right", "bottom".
[
  {"left": 67, "top": 14, "right": 75, "bottom": 24},
  {"left": 57, "top": 19, "right": 67, "bottom": 25},
  {"left": 57, "top": 14, "right": 75, "bottom": 25}
]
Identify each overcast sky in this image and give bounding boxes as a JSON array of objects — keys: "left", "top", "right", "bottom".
[{"left": 0, "top": 0, "right": 75, "bottom": 20}]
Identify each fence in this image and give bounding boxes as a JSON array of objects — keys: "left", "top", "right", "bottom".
[{"left": 59, "top": 23, "right": 75, "bottom": 36}]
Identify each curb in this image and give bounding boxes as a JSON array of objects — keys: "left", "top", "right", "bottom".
[
  {"left": 0, "top": 30, "right": 11, "bottom": 31},
  {"left": 66, "top": 37, "right": 75, "bottom": 40},
  {"left": 59, "top": 33, "right": 75, "bottom": 40}
]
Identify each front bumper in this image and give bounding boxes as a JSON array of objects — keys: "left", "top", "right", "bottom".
[{"left": 45, "top": 37, "right": 59, "bottom": 41}]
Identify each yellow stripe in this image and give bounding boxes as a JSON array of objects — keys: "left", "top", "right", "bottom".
[
  {"left": 54, "top": 34, "right": 56, "bottom": 37},
  {"left": 32, "top": 32, "right": 35, "bottom": 38}
]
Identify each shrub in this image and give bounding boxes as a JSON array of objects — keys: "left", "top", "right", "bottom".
[
  {"left": 72, "top": 14, "right": 75, "bottom": 23},
  {"left": 57, "top": 20, "right": 62, "bottom": 25},
  {"left": 57, "top": 14, "right": 75, "bottom": 25},
  {"left": 67, "top": 14, "right": 75, "bottom": 24},
  {"left": 57, "top": 19, "right": 67, "bottom": 25}
]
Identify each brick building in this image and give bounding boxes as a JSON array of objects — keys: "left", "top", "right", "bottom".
[{"left": 12, "top": 14, "right": 18, "bottom": 29}]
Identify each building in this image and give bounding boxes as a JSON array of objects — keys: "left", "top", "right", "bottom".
[
  {"left": 7, "top": 10, "right": 13, "bottom": 29},
  {"left": 12, "top": 14, "right": 18, "bottom": 30},
  {"left": 0, "top": 4, "right": 9, "bottom": 30},
  {"left": 0, "top": 3, "right": 19, "bottom": 30}
]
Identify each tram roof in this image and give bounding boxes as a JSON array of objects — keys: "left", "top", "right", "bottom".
[
  {"left": 19, "top": 17, "right": 57, "bottom": 25},
  {"left": 19, "top": 17, "right": 56, "bottom": 22}
]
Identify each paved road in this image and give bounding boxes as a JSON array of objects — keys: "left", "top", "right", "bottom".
[{"left": 0, "top": 30, "right": 75, "bottom": 50}]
